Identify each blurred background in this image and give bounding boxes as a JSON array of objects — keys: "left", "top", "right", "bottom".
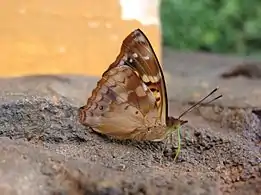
[
  {"left": 161, "top": 0, "right": 261, "bottom": 57},
  {"left": 1, "top": 0, "right": 261, "bottom": 77}
]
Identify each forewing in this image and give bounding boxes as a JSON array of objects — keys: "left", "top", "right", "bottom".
[
  {"left": 104, "top": 29, "right": 168, "bottom": 124},
  {"left": 79, "top": 65, "right": 159, "bottom": 139}
]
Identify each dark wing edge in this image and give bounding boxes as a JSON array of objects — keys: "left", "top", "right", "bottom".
[{"left": 134, "top": 29, "right": 168, "bottom": 124}]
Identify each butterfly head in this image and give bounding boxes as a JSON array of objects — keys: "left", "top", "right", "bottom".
[
  {"left": 166, "top": 116, "right": 187, "bottom": 130},
  {"left": 164, "top": 116, "right": 187, "bottom": 161}
]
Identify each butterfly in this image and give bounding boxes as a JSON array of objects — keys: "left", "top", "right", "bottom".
[{"left": 79, "top": 29, "right": 222, "bottom": 161}]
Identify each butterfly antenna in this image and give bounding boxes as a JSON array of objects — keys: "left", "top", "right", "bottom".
[
  {"left": 178, "top": 87, "right": 222, "bottom": 119},
  {"left": 202, "top": 94, "right": 223, "bottom": 105}
]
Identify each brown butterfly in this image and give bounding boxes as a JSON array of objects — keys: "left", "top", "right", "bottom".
[{"left": 79, "top": 29, "right": 222, "bottom": 160}]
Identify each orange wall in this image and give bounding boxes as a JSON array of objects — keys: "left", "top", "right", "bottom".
[{"left": 0, "top": 0, "right": 161, "bottom": 77}]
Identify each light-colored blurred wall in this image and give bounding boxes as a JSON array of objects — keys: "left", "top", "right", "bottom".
[{"left": 0, "top": 0, "right": 161, "bottom": 77}]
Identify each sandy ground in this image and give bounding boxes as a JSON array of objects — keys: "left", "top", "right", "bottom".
[{"left": 0, "top": 48, "right": 260, "bottom": 195}]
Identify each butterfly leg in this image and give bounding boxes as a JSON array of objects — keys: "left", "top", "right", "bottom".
[{"left": 173, "top": 126, "right": 181, "bottom": 162}]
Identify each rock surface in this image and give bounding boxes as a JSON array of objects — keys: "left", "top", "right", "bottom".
[{"left": 0, "top": 48, "right": 260, "bottom": 195}]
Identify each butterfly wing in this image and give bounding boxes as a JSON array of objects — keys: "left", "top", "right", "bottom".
[
  {"left": 79, "top": 65, "right": 160, "bottom": 140},
  {"left": 104, "top": 29, "right": 168, "bottom": 125}
]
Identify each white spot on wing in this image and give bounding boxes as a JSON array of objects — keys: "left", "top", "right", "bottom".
[
  {"left": 132, "top": 53, "right": 138, "bottom": 58},
  {"left": 142, "top": 82, "right": 148, "bottom": 91},
  {"left": 144, "top": 56, "right": 150, "bottom": 60},
  {"left": 135, "top": 86, "right": 146, "bottom": 97},
  {"left": 135, "top": 34, "right": 146, "bottom": 43},
  {"left": 142, "top": 74, "right": 160, "bottom": 83},
  {"left": 149, "top": 75, "right": 160, "bottom": 82},
  {"left": 141, "top": 75, "right": 150, "bottom": 83}
]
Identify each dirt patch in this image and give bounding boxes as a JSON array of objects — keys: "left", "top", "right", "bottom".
[
  {"left": 0, "top": 94, "right": 260, "bottom": 195},
  {"left": 221, "top": 63, "right": 261, "bottom": 79}
]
